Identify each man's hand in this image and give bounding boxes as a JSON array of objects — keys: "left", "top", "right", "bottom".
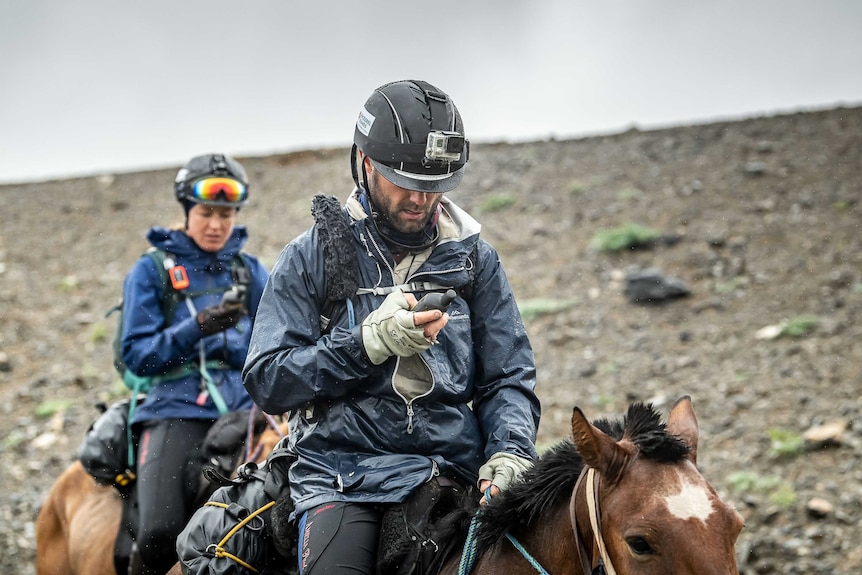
[
  {"left": 361, "top": 290, "right": 448, "bottom": 365},
  {"left": 405, "top": 292, "right": 449, "bottom": 343},
  {"left": 478, "top": 452, "right": 533, "bottom": 505},
  {"left": 197, "top": 304, "right": 245, "bottom": 337}
]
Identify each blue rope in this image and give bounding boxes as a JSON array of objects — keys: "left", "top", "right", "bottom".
[
  {"left": 457, "top": 515, "right": 481, "bottom": 575},
  {"left": 458, "top": 487, "right": 550, "bottom": 575},
  {"left": 457, "top": 487, "right": 492, "bottom": 574},
  {"left": 505, "top": 534, "right": 550, "bottom": 575}
]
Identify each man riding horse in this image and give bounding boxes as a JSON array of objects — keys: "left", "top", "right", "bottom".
[{"left": 242, "top": 79, "right": 542, "bottom": 574}]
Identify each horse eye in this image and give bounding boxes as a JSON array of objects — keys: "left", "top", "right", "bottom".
[{"left": 626, "top": 536, "right": 654, "bottom": 555}]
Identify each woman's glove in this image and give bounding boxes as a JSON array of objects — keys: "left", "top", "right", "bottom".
[
  {"left": 197, "top": 304, "right": 245, "bottom": 337},
  {"left": 478, "top": 452, "right": 533, "bottom": 492},
  {"left": 361, "top": 290, "right": 432, "bottom": 365}
]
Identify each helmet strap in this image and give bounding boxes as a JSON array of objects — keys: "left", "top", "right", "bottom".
[{"left": 350, "top": 145, "right": 366, "bottom": 192}]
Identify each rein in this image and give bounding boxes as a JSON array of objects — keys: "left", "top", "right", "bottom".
[
  {"left": 458, "top": 488, "right": 551, "bottom": 575},
  {"left": 573, "top": 468, "right": 617, "bottom": 575}
]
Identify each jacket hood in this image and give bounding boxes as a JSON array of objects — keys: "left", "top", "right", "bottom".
[{"left": 146, "top": 226, "right": 249, "bottom": 266}]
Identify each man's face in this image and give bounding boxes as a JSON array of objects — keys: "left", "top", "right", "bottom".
[{"left": 366, "top": 160, "right": 441, "bottom": 234}]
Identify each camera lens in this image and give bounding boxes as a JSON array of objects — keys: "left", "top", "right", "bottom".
[{"left": 446, "top": 137, "right": 465, "bottom": 154}]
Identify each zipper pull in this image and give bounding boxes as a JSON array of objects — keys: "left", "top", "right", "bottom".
[{"left": 406, "top": 404, "right": 415, "bottom": 434}]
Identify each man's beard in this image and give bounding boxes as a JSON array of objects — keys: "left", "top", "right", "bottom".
[
  {"left": 367, "top": 174, "right": 438, "bottom": 234},
  {"left": 362, "top": 175, "right": 441, "bottom": 256}
]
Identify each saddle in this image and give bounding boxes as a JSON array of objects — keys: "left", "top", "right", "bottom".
[
  {"left": 378, "top": 476, "right": 478, "bottom": 575},
  {"left": 113, "top": 409, "right": 267, "bottom": 575}
]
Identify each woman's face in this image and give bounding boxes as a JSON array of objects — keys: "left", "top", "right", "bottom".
[{"left": 186, "top": 203, "right": 237, "bottom": 252}]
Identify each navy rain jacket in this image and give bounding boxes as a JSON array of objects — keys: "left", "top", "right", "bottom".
[
  {"left": 243, "top": 194, "right": 540, "bottom": 516},
  {"left": 122, "top": 226, "right": 269, "bottom": 423}
]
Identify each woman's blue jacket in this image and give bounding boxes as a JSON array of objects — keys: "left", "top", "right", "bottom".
[{"left": 121, "top": 226, "right": 268, "bottom": 424}]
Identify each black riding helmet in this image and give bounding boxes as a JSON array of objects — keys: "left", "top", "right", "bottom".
[
  {"left": 352, "top": 80, "right": 469, "bottom": 194},
  {"left": 174, "top": 153, "right": 250, "bottom": 208}
]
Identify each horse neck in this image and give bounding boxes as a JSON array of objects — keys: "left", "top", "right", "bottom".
[{"left": 524, "top": 504, "right": 583, "bottom": 575}]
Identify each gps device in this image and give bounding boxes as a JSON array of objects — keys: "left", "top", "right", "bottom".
[{"left": 412, "top": 289, "right": 457, "bottom": 313}]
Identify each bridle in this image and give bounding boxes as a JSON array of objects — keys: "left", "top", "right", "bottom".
[
  {"left": 572, "top": 468, "right": 618, "bottom": 575},
  {"left": 460, "top": 467, "right": 618, "bottom": 575}
]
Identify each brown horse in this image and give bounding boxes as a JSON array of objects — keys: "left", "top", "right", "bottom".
[
  {"left": 157, "top": 397, "right": 740, "bottom": 575},
  {"left": 436, "top": 396, "right": 744, "bottom": 575},
  {"left": 35, "top": 412, "right": 287, "bottom": 575}
]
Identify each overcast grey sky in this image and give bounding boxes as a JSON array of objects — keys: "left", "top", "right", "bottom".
[{"left": 1, "top": 1, "right": 861, "bottom": 183}]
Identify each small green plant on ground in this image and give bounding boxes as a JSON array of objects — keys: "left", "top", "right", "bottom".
[
  {"left": 90, "top": 322, "right": 109, "bottom": 343},
  {"left": 768, "top": 483, "right": 798, "bottom": 507},
  {"left": 726, "top": 470, "right": 782, "bottom": 492},
  {"left": 3, "top": 429, "right": 27, "bottom": 450},
  {"left": 481, "top": 193, "right": 516, "bottom": 213},
  {"left": 518, "top": 298, "right": 577, "bottom": 322},
  {"left": 617, "top": 187, "right": 643, "bottom": 201},
  {"left": 59, "top": 275, "right": 79, "bottom": 291},
  {"left": 591, "top": 394, "right": 612, "bottom": 407},
  {"left": 92, "top": 380, "right": 134, "bottom": 405},
  {"left": 767, "top": 428, "right": 805, "bottom": 459},
  {"left": 35, "top": 398, "right": 74, "bottom": 418},
  {"left": 779, "top": 315, "right": 819, "bottom": 338},
  {"left": 569, "top": 180, "right": 587, "bottom": 194},
  {"left": 726, "top": 470, "right": 797, "bottom": 508},
  {"left": 590, "top": 222, "right": 660, "bottom": 252},
  {"left": 715, "top": 277, "right": 747, "bottom": 295}
]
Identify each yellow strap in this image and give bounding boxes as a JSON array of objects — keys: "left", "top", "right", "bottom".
[
  {"left": 198, "top": 499, "right": 277, "bottom": 573},
  {"left": 217, "top": 500, "right": 276, "bottom": 548},
  {"left": 213, "top": 548, "right": 260, "bottom": 573}
]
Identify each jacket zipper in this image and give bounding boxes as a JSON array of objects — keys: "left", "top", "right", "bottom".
[
  {"left": 363, "top": 226, "right": 456, "bottom": 433},
  {"left": 392, "top": 355, "right": 437, "bottom": 434}
]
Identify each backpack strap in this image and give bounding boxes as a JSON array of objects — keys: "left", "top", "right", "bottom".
[{"left": 143, "top": 248, "right": 185, "bottom": 325}]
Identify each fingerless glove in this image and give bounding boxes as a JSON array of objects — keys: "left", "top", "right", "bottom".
[{"left": 361, "top": 290, "right": 432, "bottom": 365}]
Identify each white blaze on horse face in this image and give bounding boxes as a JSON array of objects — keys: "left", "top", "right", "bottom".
[{"left": 664, "top": 469, "right": 714, "bottom": 522}]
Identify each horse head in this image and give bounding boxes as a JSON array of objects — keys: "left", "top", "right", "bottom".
[{"left": 569, "top": 395, "right": 744, "bottom": 575}]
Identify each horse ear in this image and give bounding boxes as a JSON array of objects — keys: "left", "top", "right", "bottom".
[
  {"left": 571, "top": 407, "right": 628, "bottom": 483},
  {"left": 666, "top": 395, "right": 699, "bottom": 464}
]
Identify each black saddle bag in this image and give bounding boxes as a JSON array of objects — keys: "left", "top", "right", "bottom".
[
  {"left": 176, "top": 440, "right": 297, "bottom": 575},
  {"left": 78, "top": 398, "right": 141, "bottom": 489}
]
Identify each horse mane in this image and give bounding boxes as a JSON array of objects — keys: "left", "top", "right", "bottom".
[{"left": 471, "top": 401, "right": 691, "bottom": 553}]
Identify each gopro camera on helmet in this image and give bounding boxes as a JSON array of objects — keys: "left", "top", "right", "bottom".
[{"left": 425, "top": 131, "right": 465, "bottom": 164}]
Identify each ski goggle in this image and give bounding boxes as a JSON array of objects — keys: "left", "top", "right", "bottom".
[{"left": 191, "top": 177, "right": 247, "bottom": 204}]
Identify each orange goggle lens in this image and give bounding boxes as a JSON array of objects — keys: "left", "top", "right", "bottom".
[{"left": 191, "top": 177, "right": 247, "bottom": 204}]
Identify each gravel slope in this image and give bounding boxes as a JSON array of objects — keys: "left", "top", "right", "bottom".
[{"left": 2, "top": 105, "right": 861, "bottom": 574}]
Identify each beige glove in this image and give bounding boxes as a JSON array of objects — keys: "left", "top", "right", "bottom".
[
  {"left": 361, "top": 290, "right": 433, "bottom": 365},
  {"left": 477, "top": 452, "right": 533, "bottom": 492}
]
